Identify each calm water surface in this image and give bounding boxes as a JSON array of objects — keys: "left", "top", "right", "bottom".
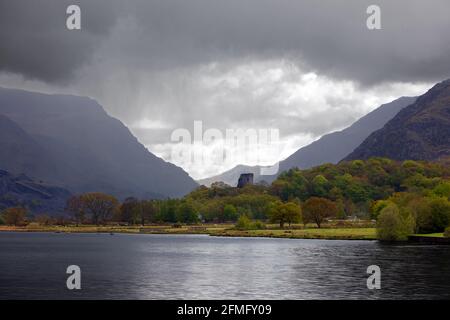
[{"left": 0, "top": 232, "right": 449, "bottom": 299}]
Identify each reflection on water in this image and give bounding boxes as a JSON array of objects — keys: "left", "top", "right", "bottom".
[{"left": 0, "top": 232, "right": 449, "bottom": 299}]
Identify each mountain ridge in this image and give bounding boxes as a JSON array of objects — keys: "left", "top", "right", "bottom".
[
  {"left": 198, "top": 96, "right": 417, "bottom": 186},
  {"left": 345, "top": 79, "right": 450, "bottom": 161},
  {"left": 0, "top": 87, "right": 198, "bottom": 199}
]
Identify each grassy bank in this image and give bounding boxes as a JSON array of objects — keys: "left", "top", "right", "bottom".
[
  {"left": 0, "top": 224, "right": 377, "bottom": 240},
  {"left": 411, "top": 233, "right": 444, "bottom": 238},
  {"left": 210, "top": 227, "right": 377, "bottom": 240}
]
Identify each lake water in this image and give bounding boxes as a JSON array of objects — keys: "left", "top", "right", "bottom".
[{"left": 0, "top": 232, "right": 449, "bottom": 299}]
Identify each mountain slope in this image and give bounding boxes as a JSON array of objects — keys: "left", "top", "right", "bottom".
[
  {"left": 0, "top": 114, "right": 61, "bottom": 183},
  {"left": 345, "top": 80, "right": 450, "bottom": 161},
  {"left": 200, "top": 96, "right": 416, "bottom": 186},
  {"left": 278, "top": 96, "right": 417, "bottom": 172},
  {"left": 0, "top": 87, "right": 198, "bottom": 198},
  {"left": 0, "top": 169, "right": 71, "bottom": 215}
]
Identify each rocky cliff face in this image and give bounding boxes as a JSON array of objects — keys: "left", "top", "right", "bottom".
[{"left": 345, "top": 79, "right": 450, "bottom": 161}]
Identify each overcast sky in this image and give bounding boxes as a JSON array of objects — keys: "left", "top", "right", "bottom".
[{"left": 1, "top": 0, "right": 449, "bottom": 179}]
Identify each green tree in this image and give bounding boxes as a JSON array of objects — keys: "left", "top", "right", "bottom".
[
  {"left": 158, "top": 199, "right": 178, "bottom": 222},
  {"left": 269, "top": 201, "right": 302, "bottom": 228},
  {"left": 176, "top": 200, "right": 199, "bottom": 223},
  {"left": 141, "top": 200, "right": 158, "bottom": 225},
  {"left": 427, "top": 197, "right": 450, "bottom": 232},
  {"left": 432, "top": 181, "right": 450, "bottom": 198},
  {"left": 371, "top": 200, "right": 392, "bottom": 220},
  {"left": 416, "top": 197, "right": 450, "bottom": 233},
  {"left": 283, "top": 202, "right": 302, "bottom": 227},
  {"left": 311, "top": 175, "right": 330, "bottom": 197},
  {"left": 223, "top": 204, "right": 238, "bottom": 221}
]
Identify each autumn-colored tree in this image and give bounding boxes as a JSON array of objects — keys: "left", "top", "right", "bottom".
[
  {"left": 36, "top": 214, "right": 53, "bottom": 226},
  {"left": 77, "top": 193, "right": 119, "bottom": 225},
  {"left": 303, "top": 197, "right": 337, "bottom": 228},
  {"left": 120, "top": 197, "right": 142, "bottom": 225},
  {"left": 2, "top": 207, "right": 27, "bottom": 226},
  {"left": 66, "top": 195, "right": 85, "bottom": 226}
]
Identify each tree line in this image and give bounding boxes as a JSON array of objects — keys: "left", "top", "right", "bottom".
[{"left": 1, "top": 157, "right": 449, "bottom": 241}]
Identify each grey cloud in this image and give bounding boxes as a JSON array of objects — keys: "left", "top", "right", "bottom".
[
  {"left": 0, "top": 0, "right": 118, "bottom": 82},
  {"left": 1, "top": 0, "right": 450, "bottom": 85},
  {"left": 0, "top": 0, "right": 446, "bottom": 177}
]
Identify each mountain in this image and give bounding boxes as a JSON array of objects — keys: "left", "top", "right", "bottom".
[
  {"left": 0, "top": 87, "right": 198, "bottom": 199},
  {"left": 277, "top": 96, "right": 417, "bottom": 172},
  {"left": 0, "top": 114, "right": 61, "bottom": 182},
  {"left": 200, "top": 96, "right": 416, "bottom": 186},
  {"left": 345, "top": 79, "right": 450, "bottom": 161},
  {"left": 0, "top": 169, "right": 71, "bottom": 215}
]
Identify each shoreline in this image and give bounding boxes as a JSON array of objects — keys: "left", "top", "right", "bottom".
[
  {"left": 1, "top": 225, "right": 446, "bottom": 242},
  {"left": 0, "top": 225, "right": 377, "bottom": 240}
]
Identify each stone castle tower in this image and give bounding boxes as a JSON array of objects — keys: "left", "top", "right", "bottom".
[{"left": 237, "top": 173, "right": 254, "bottom": 188}]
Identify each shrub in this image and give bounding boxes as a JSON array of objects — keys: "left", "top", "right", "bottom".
[
  {"left": 428, "top": 198, "right": 450, "bottom": 232},
  {"left": 416, "top": 197, "right": 450, "bottom": 233},
  {"left": 444, "top": 227, "right": 450, "bottom": 238},
  {"left": 376, "top": 204, "right": 413, "bottom": 241},
  {"left": 235, "top": 215, "right": 252, "bottom": 230},
  {"left": 251, "top": 220, "right": 266, "bottom": 230}
]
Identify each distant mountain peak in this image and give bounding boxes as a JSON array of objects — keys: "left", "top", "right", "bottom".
[
  {"left": 344, "top": 79, "right": 450, "bottom": 161},
  {"left": 199, "top": 96, "right": 417, "bottom": 186}
]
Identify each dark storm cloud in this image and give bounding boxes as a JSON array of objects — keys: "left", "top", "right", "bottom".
[
  {"left": 0, "top": 0, "right": 118, "bottom": 82},
  {"left": 1, "top": 0, "right": 450, "bottom": 85}
]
